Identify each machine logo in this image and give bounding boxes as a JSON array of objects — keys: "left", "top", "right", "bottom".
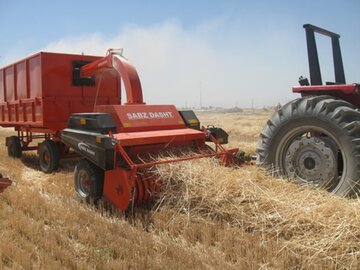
[
  {"left": 78, "top": 142, "right": 96, "bottom": 156},
  {"left": 126, "top": 111, "right": 174, "bottom": 120}
]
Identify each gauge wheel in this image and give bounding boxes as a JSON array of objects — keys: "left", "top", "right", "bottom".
[
  {"left": 7, "top": 136, "right": 22, "bottom": 158},
  {"left": 256, "top": 95, "right": 360, "bottom": 195},
  {"left": 74, "top": 159, "right": 104, "bottom": 203},
  {"left": 39, "top": 140, "right": 60, "bottom": 173}
]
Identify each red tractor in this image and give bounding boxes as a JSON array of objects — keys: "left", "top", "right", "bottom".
[{"left": 257, "top": 24, "right": 360, "bottom": 195}]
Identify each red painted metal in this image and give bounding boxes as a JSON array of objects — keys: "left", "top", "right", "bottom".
[
  {"left": 293, "top": 83, "right": 360, "bottom": 107},
  {"left": 95, "top": 104, "right": 186, "bottom": 132},
  {"left": 134, "top": 172, "right": 159, "bottom": 205},
  {"left": 0, "top": 51, "right": 121, "bottom": 155},
  {"left": 0, "top": 173, "right": 13, "bottom": 193},
  {"left": 112, "top": 128, "right": 204, "bottom": 147},
  {"left": 103, "top": 167, "right": 132, "bottom": 211},
  {"left": 81, "top": 49, "right": 144, "bottom": 105},
  {"left": 100, "top": 126, "right": 243, "bottom": 211},
  {"left": 0, "top": 52, "right": 120, "bottom": 132},
  {"left": 1, "top": 49, "right": 243, "bottom": 211},
  {"left": 78, "top": 49, "right": 244, "bottom": 212},
  {"left": 293, "top": 83, "right": 359, "bottom": 94}
]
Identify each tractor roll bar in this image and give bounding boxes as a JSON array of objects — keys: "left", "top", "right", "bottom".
[{"left": 303, "top": 24, "right": 346, "bottom": 86}]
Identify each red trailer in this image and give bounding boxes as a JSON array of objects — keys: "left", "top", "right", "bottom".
[{"left": 0, "top": 52, "right": 120, "bottom": 172}]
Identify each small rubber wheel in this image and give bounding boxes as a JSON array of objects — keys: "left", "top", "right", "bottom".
[
  {"left": 74, "top": 159, "right": 104, "bottom": 203},
  {"left": 39, "top": 140, "right": 60, "bottom": 173},
  {"left": 7, "top": 136, "right": 22, "bottom": 158}
]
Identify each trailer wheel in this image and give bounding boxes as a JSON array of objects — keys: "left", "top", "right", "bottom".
[
  {"left": 74, "top": 159, "right": 104, "bottom": 203},
  {"left": 39, "top": 140, "right": 60, "bottom": 173},
  {"left": 7, "top": 136, "right": 22, "bottom": 158},
  {"left": 257, "top": 96, "right": 360, "bottom": 196}
]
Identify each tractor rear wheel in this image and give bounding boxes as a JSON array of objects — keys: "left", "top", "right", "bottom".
[
  {"left": 257, "top": 95, "right": 360, "bottom": 195},
  {"left": 7, "top": 136, "right": 22, "bottom": 158},
  {"left": 74, "top": 159, "right": 104, "bottom": 204},
  {"left": 39, "top": 140, "right": 60, "bottom": 173}
]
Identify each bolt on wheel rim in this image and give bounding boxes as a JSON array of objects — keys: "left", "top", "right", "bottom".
[{"left": 284, "top": 136, "right": 338, "bottom": 187}]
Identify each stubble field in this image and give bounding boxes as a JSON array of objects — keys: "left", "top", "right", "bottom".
[{"left": 0, "top": 110, "right": 359, "bottom": 270}]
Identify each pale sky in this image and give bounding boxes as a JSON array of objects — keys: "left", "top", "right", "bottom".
[{"left": 0, "top": 0, "right": 359, "bottom": 108}]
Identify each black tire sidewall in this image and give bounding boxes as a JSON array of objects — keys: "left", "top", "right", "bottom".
[
  {"left": 7, "top": 136, "right": 22, "bottom": 158},
  {"left": 39, "top": 140, "right": 59, "bottom": 173},
  {"left": 74, "top": 159, "right": 103, "bottom": 203},
  {"left": 257, "top": 96, "right": 360, "bottom": 195}
]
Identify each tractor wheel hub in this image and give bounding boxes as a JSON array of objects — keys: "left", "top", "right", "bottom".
[{"left": 285, "top": 137, "right": 338, "bottom": 187}]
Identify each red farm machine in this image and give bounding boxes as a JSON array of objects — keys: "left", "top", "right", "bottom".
[
  {"left": 257, "top": 24, "right": 360, "bottom": 195},
  {"left": 0, "top": 49, "right": 246, "bottom": 211}
]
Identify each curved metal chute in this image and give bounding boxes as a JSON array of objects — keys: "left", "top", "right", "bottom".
[{"left": 81, "top": 49, "right": 144, "bottom": 105}]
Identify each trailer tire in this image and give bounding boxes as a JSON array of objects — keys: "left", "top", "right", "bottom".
[
  {"left": 7, "top": 136, "right": 22, "bottom": 158},
  {"left": 74, "top": 159, "right": 104, "bottom": 204},
  {"left": 39, "top": 140, "right": 60, "bottom": 173},
  {"left": 256, "top": 95, "right": 360, "bottom": 196}
]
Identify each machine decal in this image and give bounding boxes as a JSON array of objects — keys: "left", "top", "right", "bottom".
[
  {"left": 78, "top": 142, "right": 96, "bottom": 156},
  {"left": 126, "top": 112, "right": 174, "bottom": 120}
]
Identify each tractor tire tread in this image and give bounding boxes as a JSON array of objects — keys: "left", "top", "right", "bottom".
[{"left": 256, "top": 95, "right": 360, "bottom": 195}]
